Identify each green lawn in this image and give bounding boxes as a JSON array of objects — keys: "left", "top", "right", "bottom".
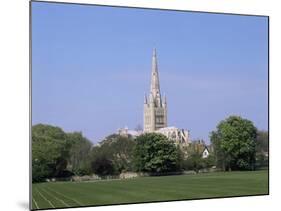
[{"left": 32, "top": 170, "right": 268, "bottom": 210}]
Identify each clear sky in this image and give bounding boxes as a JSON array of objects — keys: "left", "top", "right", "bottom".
[{"left": 32, "top": 2, "right": 268, "bottom": 144}]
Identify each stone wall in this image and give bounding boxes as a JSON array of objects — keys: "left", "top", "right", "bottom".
[{"left": 119, "top": 172, "right": 139, "bottom": 179}]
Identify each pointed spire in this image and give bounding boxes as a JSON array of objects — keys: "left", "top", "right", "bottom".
[
  {"left": 163, "top": 93, "right": 167, "bottom": 104},
  {"left": 153, "top": 47, "right": 157, "bottom": 57},
  {"left": 150, "top": 48, "right": 160, "bottom": 99},
  {"left": 144, "top": 93, "right": 147, "bottom": 104}
]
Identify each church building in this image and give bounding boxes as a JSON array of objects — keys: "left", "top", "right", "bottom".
[
  {"left": 144, "top": 48, "right": 167, "bottom": 132},
  {"left": 143, "top": 49, "right": 189, "bottom": 145},
  {"left": 117, "top": 49, "right": 189, "bottom": 146}
]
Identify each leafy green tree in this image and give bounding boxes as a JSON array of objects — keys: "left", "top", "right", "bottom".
[
  {"left": 176, "top": 145, "right": 185, "bottom": 171},
  {"left": 91, "top": 154, "right": 116, "bottom": 176},
  {"left": 202, "top": 154, "right": 216, "bottom": 168},
  {"left": 182, "top": 142, "right": 215, "bottom": 172},
  {"left": 183, "top": 145, "right": 202, "bottom": 172},
  {"left": 183, "top": 151, "right": 204, "bottom": 173},
  {"left": 255, "top": 130, "right": 269, "bottom": 168},
  {"left": 90, "top": 135, "right": 136, "bottom": 175},
  {"left": 256, "top": 130, "right": 269, "bottom": 153},
  {"left": 133, "top": 133, "right": 182, "bottom": 173},
  {"left": 67, "top": 132, "right": 93, "bottom": 176},
  {"left": 32, "top": 124, "right": 71, "bottom": 182},
  {"left": 106, "top": 135, "right": 136, "bottom": 172},
  {"left": 210, "top": 116, "right": 257, "bottom": 171}
]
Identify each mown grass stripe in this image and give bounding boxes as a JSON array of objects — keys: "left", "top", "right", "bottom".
[
  {"left": 32, "top": 197, "right": 39, "bottom": 209},
  {"left": 36, "top": 188, "right": 55, "bottom": 208},
  {"left": 45, "top": 187, "right": 82, "bottom": 206},
  {"left": 40, "top": 187, "right": 70, "bottom": 207}
]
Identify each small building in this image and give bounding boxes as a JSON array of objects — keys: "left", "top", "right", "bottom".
[{"left": 202, "top": 146, "right": 210, "bottom": 159}]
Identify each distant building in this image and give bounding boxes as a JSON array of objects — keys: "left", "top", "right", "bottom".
[
  {"left": 189, "top": 140, "right": 211, "bottom": 158},
  {"left": 143, "top": 48, "right": 167, "bottom": 132},
  {"left": 117, "top": 127, "right": 142, "bottom": 138},
  {"left": 193, "top": 139, "right": 205, "bottom": 145},
  {"left": 156, "top": 127, "right": 189, "bottom": 145},
  {"left": 202, "top": 146, "right": 210, "bottom": 159},
  {"left": 143, "top": 48, "right": 189, "bottom": 145},
  {"left": 116, "top": 49, "right": 190, "bottom": 146},
  {"left": 117, "top": 126, "right": 189, "bottom": 146}
]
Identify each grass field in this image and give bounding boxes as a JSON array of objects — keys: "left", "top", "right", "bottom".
[{"left": 32, "top": 170, "right": 268, "bottom": 210}]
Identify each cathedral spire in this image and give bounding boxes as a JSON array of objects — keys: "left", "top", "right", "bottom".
[
  {"left": 163, "top": 93, "right": 167, "bottom": 105},
  {"left": 144, "top": 93, "right": 147, "bottom": 104},
  {"left": 144, "top": 49, "right": 167, "bottom": 132},
  {"left": 150, "top": 48, "right": 160, "bottom": 99}
]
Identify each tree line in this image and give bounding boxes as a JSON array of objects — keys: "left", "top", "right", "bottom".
[{"left": 32, "top": 115, "right": 268, "bottom": 183}]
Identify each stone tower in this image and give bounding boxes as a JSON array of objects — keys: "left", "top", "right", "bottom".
[{"left": 144, "top": 48, "right": 167, "bottom": 132}]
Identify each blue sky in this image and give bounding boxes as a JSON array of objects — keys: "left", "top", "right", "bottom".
[{"left": 32, "top": 2, "right": 268, "bottom": 143}]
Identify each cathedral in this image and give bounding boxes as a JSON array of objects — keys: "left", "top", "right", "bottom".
[
  {"left": 118, "top": 49, "right": 189, "bottom": 146},
  {"left": 143, "top": 48, "right": 167, "bottom": 132},
  {"left": 143, "top": 49, "right": 189, "bottom": 145}
]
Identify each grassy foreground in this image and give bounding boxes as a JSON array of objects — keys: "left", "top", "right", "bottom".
[{"left": 32, "top": 170, "right": 268, "bottom": 210}]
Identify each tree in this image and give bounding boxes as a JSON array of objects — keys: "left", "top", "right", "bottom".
[
  {"left": 210, "top": 116, "right": 257, "bottom": 171},
  {"left": 183, "top": 143, "right": 203, "bottom": 172},
  {"left": 67, "top": 132, "right": 93, "bottom": 176},
  {"left": 32, "top": 124, "right": 71, "bottom": 182},
  {"left": 202, "top": 154, "right": 216, "bottom": 168},
  {"left": 256, "top": 130, "right": 269, "bottom": 153},
  {"left": 183, "top": 150, "right": 204, "bottom": 173},
  {"left": 182, "top": 141, "right": 215, "bottom": 172},
  {"left": 91, "top": 154, "right": 116, "bottom": 176},
  {"left": 104, "top": 135, "right": 136, "bottom": 172},
  {"left": 90, "top": 134, "right": 136, "bottom": 175},
  {"left": 133, "top": 133, "right": 182, "bottom": 173},
  {"left": 255, "top": 130, "right": 269, "bottom": 168}
]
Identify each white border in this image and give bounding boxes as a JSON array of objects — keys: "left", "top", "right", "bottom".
[{"left": 1, "top": 0, "right": 280, "bottom": 211}]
